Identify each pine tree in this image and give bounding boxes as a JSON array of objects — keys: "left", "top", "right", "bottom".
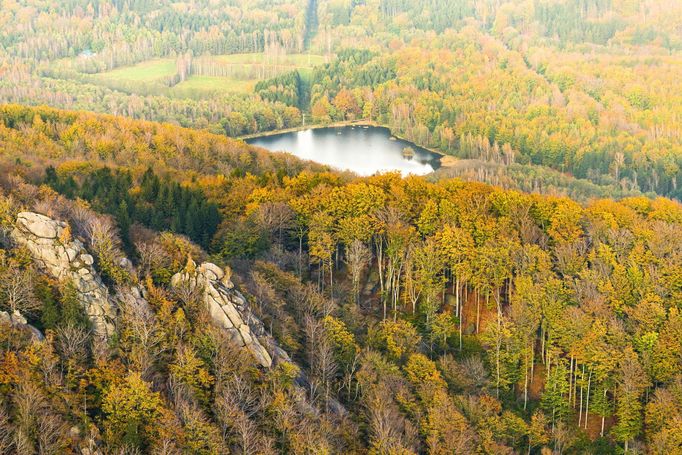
[
  {"left": 59, "top": 281, "right": 90, "bottom": 330},
  {"left": 541, "top": 359, "right": 571, "bottom": 428}
]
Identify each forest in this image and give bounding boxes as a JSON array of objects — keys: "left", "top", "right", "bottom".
[
  {"left": 1, "top": 1, "right": 682, "bottom": 454},
  {"left": 0, "top": 105, "right": 681, "bottom": 454},
  {"left": 2, "top": 0, "right": 682, "bottom": 200}
]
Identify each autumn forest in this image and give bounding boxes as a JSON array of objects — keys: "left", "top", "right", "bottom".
[{"left": 0, "top": 1, "right": 682, "bottom": 455}]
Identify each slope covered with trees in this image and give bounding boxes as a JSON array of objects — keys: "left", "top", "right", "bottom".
[
  {"left": 2, "top": 0, "right": 682, "bottom": 200},
  {"left": 0, "top": 0, "right": 315, "bottom": 136},
  {"left": 271, "top": 27, "right": 682, "bottom": 198},
  {"left": 0, "top": 105, "right": 681, "bottom": 453}
]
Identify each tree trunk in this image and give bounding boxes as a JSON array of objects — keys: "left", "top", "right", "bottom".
[
  {"left": 476, "top": 289, "right": 481, "bottom": 334},
  {"left": 298, "top": 233, "right": 303, "bottom": 278},
  {"left": 508, "top": 276, "right": 512, "bottom": 305},
  {"left": 457, "top": 280, "right": 463, "bottom": 351},
  {"left": 442, "top": 267, "right": 446, "bottom": 306},
  {"left": 455, "top": 276, "right": 459, "bottom": 315},
  {"left": 496, "top": 287, "right": 501, "bottom": 317},
  {"left": 584, "top": 369, "right": 592, "bottom": 430},
  {"left": 335, "top": 244, "right": 340, "bottom": 270},
  {"left": 495, "top": 322, "right": 501, "bottom": 398},
  {"left": 568, "top": 355, "right": 573, "bottom": 405},
  {"left": 329, "top": 260, "right": 333, "bottom": 298},
  {"left": 523, "top": 350, "right": 529, "bottom": 410},
  {"left": 376, "top": 238, "right": 384, "bottom": 305},
  {"left": 578, "top": 364, "right": 585, "bottom": 428},
  {"left": 573, "top": 363, "right": 578, "bottom": 407},
  {"left": 600, "top": 388, "right": 607, "bottom": 437},
  {"left": 393, "top": 270, "right": 400, "bottom": 321},
  {"left": 541, "top": 325, "right": 546, "bottom": 364}
]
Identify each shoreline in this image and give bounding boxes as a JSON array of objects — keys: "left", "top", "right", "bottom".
[
  {"left": 237, "top": 121, "right": 455, "bottom": 166},
  {"left": 236, "top": 120, "right": 381, "bottom": 140}
]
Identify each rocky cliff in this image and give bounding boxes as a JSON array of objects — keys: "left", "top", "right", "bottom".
[
  {"left": 11, "top": 212, "right": 117, "bottom": 339},
  {"left": 10, "top": 211, "right": 276, "bottom": 368},
  {"left": 171, "top": 261, "right": 273, "bottom": 368}
]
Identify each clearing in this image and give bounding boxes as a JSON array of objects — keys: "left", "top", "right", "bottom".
[{"left": 80, "top": 52, "right": 326, "bottom": 99}]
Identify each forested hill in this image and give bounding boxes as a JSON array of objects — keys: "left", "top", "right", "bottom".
[
  {"left": 0, "top": 104, "right": 328, "bottom": 179},
  {"left": 3, "top": 0, "right": 682, "bottom": 201},
  {"left": 0, "top": 105, "right": 682, "bottom": 453},
  {"left": 258, "top": 43, "right": 682, "bottom": 199}
]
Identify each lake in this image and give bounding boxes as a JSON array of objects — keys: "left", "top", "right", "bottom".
[{"left": 246, "top": 126, "right": 441, "bottom": 176}]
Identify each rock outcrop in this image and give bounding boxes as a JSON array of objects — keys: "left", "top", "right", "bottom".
[
  {"left": 11, "top": 212, "right": 117, "bottom": 339},
  {"left": 171, "top": 261, "right": 273, "bottom": 368},
  {"left": 10, "top": 211, "right": 275, "bottom": 369},
  {"left": 0, "top": 310, "right": 44, "bottom": 340}
]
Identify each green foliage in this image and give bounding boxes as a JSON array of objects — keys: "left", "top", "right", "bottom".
[
  {"left": 45, "top": 166, "right": 221, "bottom": 250},
  {"left": 169, "top": 346, "right": 214, "bottom": 407},
  {"left": 256, "top": 70, "right": 307, "bottom": 109},
  {"left": 541, "top": 361, "right": 571, "bottom": 425},
  {"left": 35, "top": 278, "right": 59, "bottom": 330},
  {"left": 58, "top": 281, "right": 91, "bottom": 330},
  {"left": 217, "top": 220, "right": 269, "bottom": 259},
  {"left": 369, "top": 319, "right": 421, "bottom": 363},
  {"left": 323, "top": 315, "right": 359, "bottom": 366},
  {"left": 0, "top": 65, "right": 681, "bottom": 452},
  {"left": 102, "top": 372, "right": 164, "bottom": 449}
]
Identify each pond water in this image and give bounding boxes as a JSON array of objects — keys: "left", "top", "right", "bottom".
[{"left": 246, "top": 126, "right": 441, "bottom": 176}]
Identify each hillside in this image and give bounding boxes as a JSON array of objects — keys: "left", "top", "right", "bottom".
[
  {"left": 0, "top": 106, "right": 681, "bottom": 453},
  {"left": 2, "top": 1, "right": 682, "bottom": 200}
]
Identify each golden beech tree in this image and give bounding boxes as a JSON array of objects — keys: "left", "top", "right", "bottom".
[{"left": 101, "top": 372, "right": 164, "bottom": 449}]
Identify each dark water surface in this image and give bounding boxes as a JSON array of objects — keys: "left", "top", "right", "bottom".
[{"left": 246, "top": 126, "right": 441, "bottom": 176}]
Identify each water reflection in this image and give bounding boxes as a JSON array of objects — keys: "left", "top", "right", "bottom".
[{"left": 246, "top": 126, "right": 441, "bottom": 176}]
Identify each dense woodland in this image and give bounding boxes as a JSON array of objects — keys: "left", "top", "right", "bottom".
[
  {"left": 261, "top": 36, "right": 682, "bottom": 198},
  {"left": 0, "top": 105, "right": 680, "bottom": 454},
  {"left": 2, "top": 1, "right": 682, "bottom": 453},
  {"left": 0, "top": 0, "right": 314, "bottom": 137},
  {"left": 2, "top": 0, "right": 682, "bottom": 200}
]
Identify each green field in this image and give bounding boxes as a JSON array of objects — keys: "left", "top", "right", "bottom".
[
  {"left": 91, "top": 59, "right": 176, "bottom": 83},
  {"left": 78, "top": 52, "right": 326, "bottom": 99}
]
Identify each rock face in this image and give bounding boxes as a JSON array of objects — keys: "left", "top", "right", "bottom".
[
  {"left": 171, "top": 261, "right": 273, "bottom": 368},
  {"left": 0, "top": 310, "right": 44, "bottom": 340},
  {"left": 11, "top": 212, "right": 117, "bottom": 339},
  {"left": 10, "top": 212, "right": 275, "bottom": 368}
]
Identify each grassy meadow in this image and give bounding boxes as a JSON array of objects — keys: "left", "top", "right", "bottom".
[
  {"left": 90, "top": 59, "right": 177, "bottom": 83},
  {"left": 74, "top": 53, "right": 326, "bottom": 99}
]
